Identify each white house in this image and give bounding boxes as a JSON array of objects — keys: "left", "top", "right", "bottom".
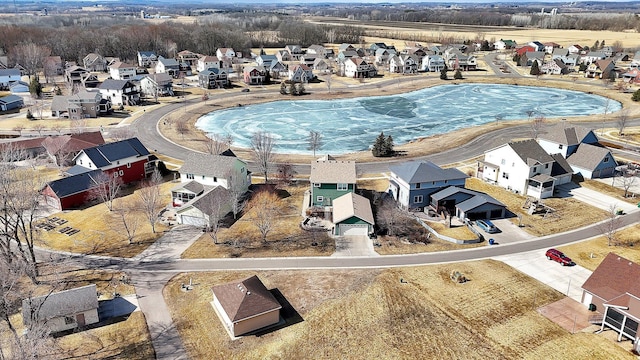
[
  {"left": 109, "top": 61, "right": 136, "bottom": 80},
  {"left": 216, "top": 48, "right": 236, "bottom": 60},
  {"left": 197, "top": 56, "right": 221, "bottom": 72},
  {"left": 421, "top": 54, "right": 445, "bottom": 72},
  {"left": 479, "top": 139, "right": 556, "bottom": 199},
  {"left": 137, "top": 51, "right": 157, "bottom": 67},
  {"left": 155, "top": 56, "right": 180, "bottom": 77},
  {"left": 343, "top": 57, "right": 377, "bottom": 78},
  {"left": 98, "top": 79, "right": 140, "bottom": 106}
]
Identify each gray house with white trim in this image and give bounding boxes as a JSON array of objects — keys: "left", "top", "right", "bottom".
[{"left": 22, "top": 284, "right": 99, "bottom": 333}]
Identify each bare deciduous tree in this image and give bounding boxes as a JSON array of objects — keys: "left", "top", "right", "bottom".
[
  {"left": 204, "top": 133, "right": 232, "bottom": 155},
  {"left": 108, "top": 126, "right": 135, "bottom": 142},
  {"left": 307, "top": 130, "right": 323, "bottom": 157},
  {"left": 13, "top": 125, "right": 24, "bottom": 137},
  {"left": 137, "top": 169, "right": 164, "bottom": 233},
  {"left": 227, "top": 168, "right": 247, "bottom": 220},
  {"left": 41, "top": 135, "right": 71, "bottom": 167},
  {"left": 32, "top": 123, "right": 46, "bottom": 136},
  {"left": 70, "top": 119, "right": 87, "bottom": 134},
  {"left": 250, "top": 131, "right": 275, "bottom": 184},
  {"left": 376, "top": 197, "right": 406, "bottom": 237},
  {"left": 246, "top": 189, "right": 282, "bottom": 243},
  {"left": 199, "top": 188, "right": 231, "bottom": 244},
  {"left": 616, "top": 109, "right": 629, "bottom": 136},
  {"left": 115, "top": 207, "right": 139, "bottom": 245},
  {"left": 531, "top": 115, "right": 545, "bottom": 139},
  {"left": 621, "top": 173, "right": 638, "bottom": 198},
  {"left": 175, "top": 119, "right": 189, "bottom": 139},
  {"left": 599, "top": 204, "right": 621, "bottom": 246},
  {"left": 276, "top": 162, "right": 296, "bottom": 186},
  {"left": 12, "top": 42, "right": 51, "bottom": 77},
  {"left": 90, "top": 172, "right": 122, "bottom": 212}
]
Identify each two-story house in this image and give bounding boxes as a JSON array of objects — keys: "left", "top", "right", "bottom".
[
  {"left": 421, "top": 54, "right": 445, "bottom": 72},
  {"left": 50, "top": 90, "right": 110, "bottom": 120},
  {"left": 109, "top": 61, "right": 136, "bottom": 80},
  {"left": 243, "top": 66, "right": 266, "bottom": 85},
  {"left": 140, "top": 73, "right": 174, "bottom": 97},
  {"left": 479, "top": 139, "right": 556, "bottom": 199},
  {"left": 584, "top": 59, "right": 614, "bottom": 79},
  {"left": 196, "top": 56, "right": 221, "bottom": 72},
  {"left": 137, "top": 51, "right": 157, "bottom": 67},
  {"left": 284, "top": 45, "right": 303, "bottom": 61},
  {"left": 171, "top": 152, "right": 251, "bottom": 226},
  {"left": 288, "top": 64, "right": 313, "bottom": 83},
  {"left": 198, "top": 68, "right": 228, "bottom": 89},
  {"left": 388, "top": 161, "right": 468, "bottom": 210},
  {"left": 155, "top": 56, "right": 180, "bottom": 77},
  {"left": 98, "top": 79, "right": 140, "bottom": 107},
  {"left": 309, "top": 157, "right": 357, "bottom": 208},
  {"left": 389, "top": 54, "right": 419, "bottom": 74},
  {"left": 82, "top": 53, "right": 107, "bottom": 72},
  {"left": 0, "top": 68, "right": 22, "bottom": 88},
  {"left": 216, "top": 48, "right": 236, "bottom": 60},
  {"left": 343, "top": 57, "right": 377, "bottom": 78},
  {"left": 177, "top": 50, "right": 200, "bottom": 66}
]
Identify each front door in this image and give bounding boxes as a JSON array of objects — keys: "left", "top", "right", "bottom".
[{"left": 76, "top": 313, "right": 85, "bottom": 327}]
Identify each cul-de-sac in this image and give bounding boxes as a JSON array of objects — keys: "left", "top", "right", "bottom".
[{"left": 2, "top": 1, "right": 640, "bottom": 359}]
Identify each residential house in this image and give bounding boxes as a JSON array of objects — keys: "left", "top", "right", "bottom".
[
  {"left": 216, "top": 48, "right": 236, "bottom": 60},
  {"left": 171, "top": 152, "right": 250, "bottom": 208},
  {"left": 98, "top": 79, "right": 140, "bottom": 107},
  {"left": 538, "top": 123, "right": 599, "bottom": 158},
  {"left": 307, "top": 44, "right": 332, "bottom": 59},
  {"left": 621, "top": 68, "right": 640, "bottom": 84},
  {"left": 197, "top": 56, "right": 221, "bottom": 72},
  {"left": 179, "top": 62, "right": 193, "bottom": 76},
  {"left": 388, "top": 160, "right": 468, "bottom": 210},
  {"left": 515, "top": 45, "right": 536, "bottom": 57},
  {"left": 528, "top": 41, "right": 545, "bottom": 52},
  {"left": 284, "top": 45, "right": 303, "bottom": 61},
  {"left": 630, "top": 51, "right": 640, "bottom": 68},
  {"left": 342, "top": 57, "right": 377, "bottom": 78},
  {"left": 269, "top": 61, "right": 288, "bottom": 78},
  {"left": 337, "top": 50, "right": 359, "bottom": 62},
  {"left": 300, "top": 54, "right": 316, "bottom": 67},
  {"left": 0, "top": 68, "right": 22, "bottom": 88},
  {"left": 211, "top": 275, "right": 281, "bottom": 337},
  {"left": 374, "top": 48, "right": 396, "bottom": 65},
  {"left": 64, "top": 66, "right": 99, "bottom": 88},
  {"left": 582, "top": 51, "right": 607, "bottom": 65},
  {"left": 82, "top": 53, "right": 107, "bottom": 72},
  {"left": 44, "top": 56, "right": 64, "bottom": 76},
  {"left": 140, "top": 73, "right": 174, "bottom": 97},
  {"left": 585, "top": 59, "right": 614, "bottom": 79},
  {"left": 493, "top": 39, "right": 517, "bottom": 50},
  {"left": 155, "top": 56, "right": 180, "bottom": 77},
  {"left": 137, "top": 51, "right": 157, "bottom": 67},
  {"left": 309, "top": 157, "right": 356, "bottom": 208},
  {"left": 541, "top": 59, "right": 569, "bottom": 75},
  {"left": 478, "top": 139, "right": 556, "bottom": 199},
  {"left": 256, "top": 55, "right": 277, "bottom": 67},
  {"left": 177, "top": 50, "right": 200, "bottom": 66},
  {"left": 543, "top": 42, "right": 562, "bottom": 54},
  {"left": 369, "top": 42, "right": 389, "bottom": 55},
  {"left": 41, "top": 169, "right": 104, "bottom": 210},
  {"left": 0, "top": 94, "right": 23, "bottom": 111},
  {"left": 243, "top": 66, "right": 267, "bottom": 85},
  {"left": 50, "top": 90, "right": 110, "bottom": 120},
  {"left": 430, "top": 186, "right": 506, "bottom": 220},
  {"left": 421, "top": 54, "right": 445, "bottom": 72},
  {"left": 22, "top": 284, "right": 99, "bottom": 333},
  {"left": 198, "top": 68, "right": 228, "bottom": 89},
  {"left": 523, "top": 51, "right": 546, "bottom": 67},
  {"left": 312, "top": 58, "right": 330, "bottom": 73},
  {"left": 581, "top": 253, "right": 640, "bottom": 343},
  {"left": 332, "top": 192, "right": 375, "bottom": 236},
  {"left": 276, "top": 50, "right": 292, "bottom": 63},
  {"left": 552, "top": 49, "right": 580, "bottom": 67},
  {"left": 568, "top": 44, "right": 584, "bottom": 54},
  {"left": 403, "top": 47, "right": 425, "bottom": 57},
  {"left": 175, "top": 186, "right": 231, "bottom": 227},
  {"left": 109, "top": 61, "right": 136, "bottom": 80},
  {"left": 71, "top": 137, "right": 152, "bottom": 184},
  {"left": 448, "top": 54, "right": 477, "bottom": 71},
  {"left": 338, "top": 43, "right": 356, "bottom": 53},
  {"left": 9, "top": 81, "right": 29, "bottom": 93},
  {"left": 288, "top": 64, "right": 313, "bottom": 83},
  {"left": 389, "top": 54, "right": 419, "bottom": 74},
  {"left": 601, "top": 46, "right": 615, "bottom": 58},
  {"left": 566, "top": 143, "right": 617, "bottom": 179}
]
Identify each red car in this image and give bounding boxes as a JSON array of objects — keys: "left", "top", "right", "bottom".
[{"left": 546, "top": 248, "right": 574, "bottom": 266}]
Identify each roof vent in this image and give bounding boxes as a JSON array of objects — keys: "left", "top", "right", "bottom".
[{"left": 247, "top": 291, "right": 251, "bottom": 295}]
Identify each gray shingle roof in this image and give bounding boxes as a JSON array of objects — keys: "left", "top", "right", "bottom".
[
  {"left": 332, "top": 192, "right": 374, "bottom": 225},
  {"left": 540, "top": 124, "right": 595, "bottom": 146},
  {"left": 508, "top": 139, "right": 555, "bottom": 166},
  {"left": 550, "top": 153, "right": 573, "bottom": 177},
  {"left": 431, "top": 186, "right": 505, "bottom": 213},
  {"left": 179, "top": 153, "right": 243, "bottom": 178},
  {"left": 99, "top": 79, "right": 132, "bottom": 90},
  {"left": 388, "top": 161, "right": 468, "bottom": 184},
  {"left": 310, "top": 160, "right": 357, "bottom": 184},
  {"left": 567, "top": 143, "right": 614, "bottom": 171},
  {"left": 22, "top": 284, "right": 98, "bottom": 325}
]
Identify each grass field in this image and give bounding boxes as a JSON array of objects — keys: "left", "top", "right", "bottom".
[{"left": 165, "top": 261, "right": 631, "bottom": 360}]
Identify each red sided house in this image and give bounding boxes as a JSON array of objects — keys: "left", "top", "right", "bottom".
[
  {"left": 71, "top": 137, "right": 152, "bottom": 184},
  {"left": 581, "top": 253, "right": 640, "bottom": 343},
  {"left": 42, "top": 138, "right": 152, "bottom": 210}
]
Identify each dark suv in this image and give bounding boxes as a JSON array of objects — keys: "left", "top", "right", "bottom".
[{"left": 545, "top": 248, "right": 574, "bottom": 266}]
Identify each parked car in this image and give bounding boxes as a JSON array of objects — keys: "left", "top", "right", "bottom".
[
  {"left": 476, "top": 219, "right": 499, "bottom": 234},
  {"left": 546, "top": 248, "right": 574, "bottom": 266}
]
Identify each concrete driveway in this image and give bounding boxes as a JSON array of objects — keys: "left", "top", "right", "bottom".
[
  {"left": 332, "top": 235, "right": 379, "bottom": 257},
  {"left": 494, "top": 249, "right": 592, "bottom": 302},
  {"left": 476, "top": 218, "right": 534, "bottom": 245},
  {"left": 556, "top": 183, "right": 638, "bottom": 213}
]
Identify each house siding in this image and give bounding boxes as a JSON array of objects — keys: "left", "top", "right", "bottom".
[
  {"left": 42, "top": 185, "right": 93, "bottom": 211},
  {"left": 233, "top": 311, "right": 280, "bottom": 337},
  {"left": 311, "top": 183, "right": 355, "bottom": 206},
  {"left": 46, "top": 309, "right": 99, "bottom": 333},
  {"left": 102, "top": 159, "right": 148, "bottom": 184}
]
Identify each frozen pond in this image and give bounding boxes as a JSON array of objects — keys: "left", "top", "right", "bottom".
[{"left": 195, "top": 83, "right": 621, "bottom": 154}]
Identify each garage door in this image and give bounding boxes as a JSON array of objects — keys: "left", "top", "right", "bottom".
[
  {"left": 180, "top": 215, "right": 206, "bottom": 227},
  {"left": 339, "top": 224, "right": 368, "bottom": 236}
]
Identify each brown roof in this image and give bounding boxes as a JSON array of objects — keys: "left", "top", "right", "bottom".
[
  {"left": 310, "top": 159, "right": 357, "bottom": 184},
  {"left": 212, "top": 275, "right": 281, "bottom": 322},
  {"left": 582, "top": 253, "right": 640, "bottom": 302},
  {"left": 332, "top": 192, "right": 374, "bottom": 225}
]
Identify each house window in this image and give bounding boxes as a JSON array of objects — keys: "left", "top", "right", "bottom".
[
  {"left": 117, "top": 161, "right": 120, "bottom": 165},
  {"left": 415, "top": 183, "right": 421, "bottom": 189},
  {"left": 413, "top": 195, "right": 423, "bottom": 204},
  {"left": 313, "top": 183, "right": 320, "bottom": 188},
  {"left": 119, "top": 170, "right": 124, "bottom": 176},
  {"left": 187, "top": 174, "right": 194, "bottom": 180},
  {"left": 502, "top": 172, "right": 509, "bottom": 179},
  {"left": 337, "top": 183, "right": 348, "bottom": 191},
  {"left": 533, "top": 166, "right": 537, "bottom": 172},
  {"left": 127, "top": 163, "right": 131, "bottom": 168},
  {"left": 214, "top": 177, "right": 218, "bottom": 182},
  {"left": 316, "top": 196, "right": 324, "bottom": 203},
  {"left": 501, "top": 159, "right": 506, "bottom": 165},
  {"left": 64, "top": 316, "right": 75, "bottom": 325},
  {"left": 79, "top": 160, "right": 83, "bottom": 165},
  {"left": 90, "top": 106, "right": 94, "bottom": 111},
  {"left": 559, "top": 144, "right": 563, "bottom": 149},
  {"left": 545, "top": 164, "right": 549, "bottom": 169},
  {"left": 512, "top": 162, "right": 515, "bottom": 167},
  {"left": 604, "top": 156, "right": 609, "bottom": 162}
]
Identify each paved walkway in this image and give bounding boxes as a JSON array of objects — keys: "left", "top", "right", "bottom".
[
  {"left": 332, "top": 235, "right": 379, "bottom": 257},
  {"left": 556, "top": 183, "right": 638, "bottom": 213},
  {"left": 133, "top": 225, "right": 203, "bottom": 262}
]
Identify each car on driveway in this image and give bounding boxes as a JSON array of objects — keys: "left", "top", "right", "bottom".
[
  {"left": 546, "top": 248, "right": 574, "bottom": 266},
  {"left": 476, "top": 219, "right": 499, "bottom": 233}
]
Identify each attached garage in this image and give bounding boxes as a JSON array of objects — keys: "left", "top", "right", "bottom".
[
  {"left": 332, "top": 192, "right": 374, "bottom": 236},
  {"left": 179, "top": 214, "right": 207, "bottom": 227}
]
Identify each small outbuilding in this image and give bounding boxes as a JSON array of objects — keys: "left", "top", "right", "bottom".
[
  {"left": 22, "top": 284, "right": 99, "bottom": 333},
  {"left": 0, "top": 94, "right": 24, "bottom": 111},
  {"left": 211, "top": 275, "right": 281, "bottom": 337}
]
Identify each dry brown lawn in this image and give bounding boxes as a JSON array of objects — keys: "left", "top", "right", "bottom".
[
  {"left": 37, "top": 181, "right": 173, "bottom": 257},
  {"left": 466, "top": 178, "right": 610, "bottom": 236},
  {"left": 558, "top": 224, "right": 640, "bottom": 271},
  {"left": 165, "top": 261, "right": 630, "bottom": 360},
  {"left": 182, "top": 184, "right": 335, "bottom": 258},
  {"left": 579, "top": 179, "right": 639, "bottom": 204}
]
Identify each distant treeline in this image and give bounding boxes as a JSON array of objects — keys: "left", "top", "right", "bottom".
[{"left": 0, "top": 13, "right": 363, "bottom": 64}]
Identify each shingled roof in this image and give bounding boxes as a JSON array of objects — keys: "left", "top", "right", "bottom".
[
  {"left": 566, "top": 143, "right": 613, "bottom": 171},
  {"left": 332, "top": 192, "right": 374, "bottom": 225},
  {"left": 212, "top": 275, "right": 281, "bottom": 323},
  {"left": 22, "top": 284, "right": 98, "bottom": 325},
  {"left": 389, "top": 160, "right": 468, "bottom": 184},
  {"left": 582, "top": 253, "right": 640, "bottom": 302},
  {"left": 540, "top": 123, "right": 596, "bottom": 146},
  {"left": 508, "top": 139, "right": 555, "bottom": 166},
  {"left": 179, "top": 153, "right": 243, "bottom": 179},
  {"left": 310, "top": 159, "right": 357, "bottom": 184}
]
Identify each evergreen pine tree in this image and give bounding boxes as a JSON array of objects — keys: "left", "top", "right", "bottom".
[
  {"left": 454, "top": 69, "right": 463, "bottom": 79},
  {"left": 440, "top": 67, "right": 448, "bottom": 80},
  {"left": 288, "top": 82, "right": 296, "bottom": 95},
  {"left": 530, "top": 61, "right": 540, "bottom": 76},
  {"left": 372, "top": 132, "right": 386, "bottom": 157},
  {"left": 384, "top": 134, "right": 394, "bottom": 156},
  {"left": 280, "top": 82, "right": 287, "bottom": 95},
  {"left": 632, "top": 89, "right": 640, "bottom": 102},
  {"left": 29, "top": 75, "right": 42, "bottom": 98}
]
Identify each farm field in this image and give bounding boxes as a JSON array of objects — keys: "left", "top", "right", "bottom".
[{"left": 165, "top": 261, "right": 631, "bottom": 360}]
